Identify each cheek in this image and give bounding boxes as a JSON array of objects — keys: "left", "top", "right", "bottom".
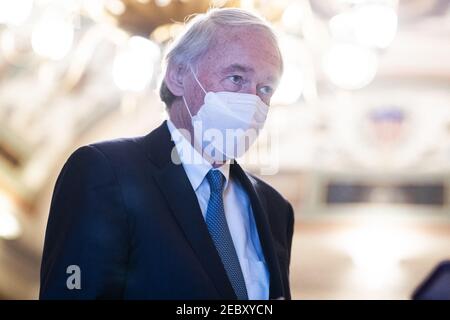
[
  {"left": 197, "top": 63, "right": 224, "bottom": 93},
  {"left": 200, "top": 75, "right": 223, "bottom": 93}
]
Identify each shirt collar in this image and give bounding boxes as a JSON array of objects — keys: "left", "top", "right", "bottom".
[{"left": 166, "top": 119, "right": 230, "bottom": 191}]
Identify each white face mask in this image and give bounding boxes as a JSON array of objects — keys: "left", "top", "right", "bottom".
[{"left": 182, "top": 67, "right": 269, "bottom": 162}]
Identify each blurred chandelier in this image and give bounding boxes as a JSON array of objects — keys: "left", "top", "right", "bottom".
[
  {"left": 2, "top": 0, "right": 442, "bottom": 98},
  {"left": 0, "top": 0, "right": 448, "bottom": 224}
]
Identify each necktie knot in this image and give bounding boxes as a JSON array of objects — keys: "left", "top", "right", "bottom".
[{"left": 206, "top": 170, "right": 225, "bottom": 193}]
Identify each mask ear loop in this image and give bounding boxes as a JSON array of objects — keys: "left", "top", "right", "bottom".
[
  {"left": 182, "top": 95, "right": 193, "bottom": 118},
  {"left": 182, "top": 65, "right": 207, "bottom": 118},
  {"left": 189, "top": 65, "right": 207, "bottom": 94}
]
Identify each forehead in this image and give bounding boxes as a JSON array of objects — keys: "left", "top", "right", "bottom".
[{"left": 199, "top": 26, "right": 282, "bottom": 81}]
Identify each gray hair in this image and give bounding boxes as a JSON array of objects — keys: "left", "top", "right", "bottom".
[{"left": 159, "top": 7, "right": 282, "bottom": 108}]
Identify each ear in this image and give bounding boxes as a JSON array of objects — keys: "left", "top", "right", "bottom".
[{"left": 164, "top": 63, "right": 187, "bottom": 97}]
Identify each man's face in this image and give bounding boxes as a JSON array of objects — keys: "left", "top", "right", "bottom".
[{"left": 183, "top": 26, "right": 282, "bottom": 116}]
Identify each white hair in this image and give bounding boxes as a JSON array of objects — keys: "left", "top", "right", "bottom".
[{"left": 159, "top": 7, "right": 282, "bottom": 108}]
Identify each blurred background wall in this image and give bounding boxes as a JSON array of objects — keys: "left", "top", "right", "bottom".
[{"left": 0, "top": 0, "right": 449, "bottom": 299}]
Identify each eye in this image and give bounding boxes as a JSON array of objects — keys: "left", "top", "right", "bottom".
[
  {"left": 228, "top": 75, "right": 243, "bottom": 85},
  {"left": 259, "top": 86, "right": 273, "bottom": 95}
]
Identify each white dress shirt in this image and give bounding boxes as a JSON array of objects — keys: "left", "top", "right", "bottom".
[{"left": 166, "top": 119, "right": 270, "bottom": 300}]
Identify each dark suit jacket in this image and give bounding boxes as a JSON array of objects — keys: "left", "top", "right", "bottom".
[{"left": 39, "top": 121, "right": 294, "bottom": 300}]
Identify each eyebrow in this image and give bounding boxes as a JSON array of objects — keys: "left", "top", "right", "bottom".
[{"left": 222, "top": 64, "right": 255, "bottom": 74}]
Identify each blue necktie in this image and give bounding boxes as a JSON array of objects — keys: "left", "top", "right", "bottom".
[{"left": 205, "top": 170, "right": 248, "bottom": 300}]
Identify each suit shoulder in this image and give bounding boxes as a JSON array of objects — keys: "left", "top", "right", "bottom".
[
  {"left": 58, "top": 144, "right": 116, "bottom": 189},
  {"left": 246, "top": 172, "right": 289, "bottom": 205},
  {"left": 66, "top": 135, "right": 149, "bottom": 170},
  {"left": 61, "top": 136, "right": 143, "bottom": 186},
  {"left": 246, "top": 172, "right": 293, "bottom": 220},
  {"left": 87, "top": 136, "right": 145, "bottom": 158}
]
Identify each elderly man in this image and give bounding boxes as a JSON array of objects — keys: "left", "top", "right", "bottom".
[{"left": 40, "top": 8, "right": 294, "bottom": 300}]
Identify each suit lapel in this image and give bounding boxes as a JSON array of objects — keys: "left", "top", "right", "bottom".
[
  {"left": 137, "top": 121, "right": 237, "bottom": 299},
  {"left": 231, "top": 162, "right": 285, "bottom": 300}
]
